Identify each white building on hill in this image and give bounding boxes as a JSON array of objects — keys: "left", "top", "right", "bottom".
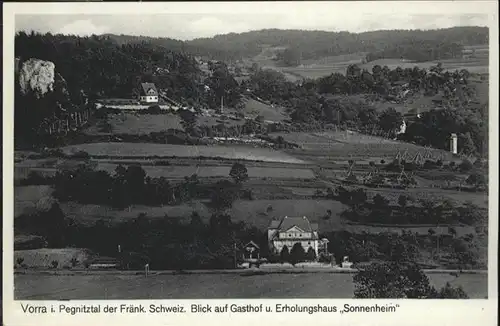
[{"left": 139, "top": 82, "right": 158, "bottom": 103}]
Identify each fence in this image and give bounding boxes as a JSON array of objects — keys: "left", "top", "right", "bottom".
[{"left": 40, "top": 108, "right": 93, "bottom": 135}]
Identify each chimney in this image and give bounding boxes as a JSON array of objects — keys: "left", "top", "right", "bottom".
[{"left": 450, "top": 133, "right": 458, "bottom": 154}]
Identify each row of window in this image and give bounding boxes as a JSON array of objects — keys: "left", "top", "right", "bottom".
[{"left": 279, "top": 232, "right": 311, "bottom": 239}]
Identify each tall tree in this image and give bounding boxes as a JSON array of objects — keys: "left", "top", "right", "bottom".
[
  {"left": 229, "top": 162, "right": 249, "bottom": 184},
  {"left": 289, "top": 243, "right": 306, "bottom": 266},
  {"left": 378, "top": 107, "right": 403, "bottom": 137},
  {"left": 179, "top": 109, "right": 197, "bottom": 135}
]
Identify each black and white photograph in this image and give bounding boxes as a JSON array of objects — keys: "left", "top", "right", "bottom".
[{"left": 5, "top": 1, "right": 496, "bottom": 305}]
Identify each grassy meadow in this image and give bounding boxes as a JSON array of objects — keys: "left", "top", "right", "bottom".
[
  {"left": 60, "top": 142, "right": 307, "bottom": 164},
  {"left": 14, "top": 272, "right": 488, "bottom": 299},
  {"left": 254, "top": 45, "right": 489, "bottom": 81}
]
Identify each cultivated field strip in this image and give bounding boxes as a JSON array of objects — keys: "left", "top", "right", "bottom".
[{"left": 60, "top": 143, "right": 307, "bottom": 164}]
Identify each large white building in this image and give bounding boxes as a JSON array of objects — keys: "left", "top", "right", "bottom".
[{"left": 268, "top": 216, "right": 327, "bottom": 257}]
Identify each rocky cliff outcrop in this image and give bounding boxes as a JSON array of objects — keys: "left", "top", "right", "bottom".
[{"left": 18, "top": 58, "right": 56, "bottom": 99}]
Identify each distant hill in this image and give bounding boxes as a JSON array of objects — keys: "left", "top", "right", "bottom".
[
  {"left": 103, "top": 27, "right": 489, "bottom": 64},
  {"left": 186, "top": 27, "right": 489, "bottom": 63}
]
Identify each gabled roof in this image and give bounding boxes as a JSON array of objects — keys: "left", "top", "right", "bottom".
[
  {"left": 269, "top": 216, "right": 318, "bottom": 232},
  {"left": 269, "top": 220, "right": 281, "bottom": 229},
  {"left": 140, "top": 82, "right": 158, "bottom": 95},
  {"left": 244, "top": 241, "right": 260, "bottom": 250}
]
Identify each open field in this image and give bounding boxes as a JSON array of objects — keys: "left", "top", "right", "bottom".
[
  {"left": 87, "top": 112, "right": 183, "bottom": 135},
  {"left": 14, "top": 248, "right": 91, "bottom": 269},
  {"left": 15, "top": 158, "right": 84, "bottom": 181},
  {"left": 14, "top": 272, "right": 487, "bottom": 299},
  {"left": 254, "top": 45, "right": 488, "bottom": 80},
  {"left": 59, "top": 201, "right": 209, "bottom": 225},
  {"left": 241, "top": 98, "right": 288, "bottom": 122},
  {"left": 95, "top": 162, "right": 315, "bottom": 179},
  {"left": 60, "top": 142, "right": 307, "bottom": 164},
  {"left": 270, "top": 131, "right": 455, "bottom": 162},
  {"left": 85, "top": 112, "right": 248, "bottom": 136}
]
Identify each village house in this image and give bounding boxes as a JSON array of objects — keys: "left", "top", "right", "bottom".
[
  {"left": 139, "top": 82, "right": 159, "bottom": 103},
  {"left": 267, "top": 216, "right": 327, "bottom": 258}
]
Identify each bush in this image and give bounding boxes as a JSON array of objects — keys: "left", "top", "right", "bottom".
[
  {"left": 23, "top": 171, "right": 49, "bottom": 185},
  {"left": 97, "top": 120, "right": 112, "bottom": 133},
  {"left": 147, "top": 105, "right": 162, "bottom": 114},
  {"left": 70, "top": 258, "right": 79, "bottom": 268},
  {"left": 267, "top": 254, "right": 280, "bottom": 264},
  {"left": 433, "top": 282, "right": 469, "bottom": 299},
  {"left": 318, "top": 253, "right": 331, "bottom": 264},
  {"left": 314, "top": 189, "right": 324, "bottom": 197},
  {"left": 50, "top": 260, "right": 59, "bottom": 269},
  {"left": 280, "top": 246, "right": 290, "bottom": 263},
  {"left": 289, "top": 243, "right": 306, "bottom": 266},
  {"left": 459, "top": 160, "right": 473, "bottom": 172},
  {"left": 423, "top": 160, "right": 439, "bottom": 170},
  {"left": 71, "top": 151, "right": 90, "bottom": 159},
  {"left": 16, "top": 257, "right": 24, "bottom": 268},
  {"left": 306, "top": 247, "right": 317, "bottom": 261}
]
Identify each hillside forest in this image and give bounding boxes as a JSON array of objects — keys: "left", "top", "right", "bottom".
[{"left": 15, "top": 29, "right": 488, "bottom": 157}]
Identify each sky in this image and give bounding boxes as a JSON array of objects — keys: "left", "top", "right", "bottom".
[{"left": 13, "top": 2, "right": 490, "bottom": 41}]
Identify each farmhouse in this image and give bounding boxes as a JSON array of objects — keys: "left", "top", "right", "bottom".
[
  {"left": 268, "top": 216, "right": 325, "bottom": 257},
  {"left": 139, "top": 82, "right": 159, "bottom": 103}
]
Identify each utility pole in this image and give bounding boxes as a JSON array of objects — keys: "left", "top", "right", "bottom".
[
  {"left": 234, "top": 242, "right": 237, "bottom": 269},
  {"left": 436, "top": 232, "right": 440, "bottom": 257}
]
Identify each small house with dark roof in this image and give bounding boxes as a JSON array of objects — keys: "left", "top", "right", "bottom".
[
  {"left": 139, "top": 82, "right": 159, "bottom": 103},
  {"left": 267, "top": 216, "right": 324, "bottom": 258},
  {"left": 243, "top": 241, "right": 261, "bottom": 260}
]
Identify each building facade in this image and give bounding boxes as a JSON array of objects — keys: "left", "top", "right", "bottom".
[
  {"left": 139, "top": 82, "right": 159, "bottom": 103},
  {"left": 268, "top": 216, "right": 326, "bottom": 258}
]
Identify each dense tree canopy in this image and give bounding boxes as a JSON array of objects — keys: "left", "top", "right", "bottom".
[
  {"left": 353, "top": 261, "right": 469, "bottom": 298},
  {"left": 15, "top": 32, "right": 202, "bottom": 101}
]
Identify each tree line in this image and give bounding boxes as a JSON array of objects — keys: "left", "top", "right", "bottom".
[
  {"left": 330, "top": 185, "right": 487, "bottom": 226},
  {"left": 24, "top": 162, "right": 251, "bottom": 210}
]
